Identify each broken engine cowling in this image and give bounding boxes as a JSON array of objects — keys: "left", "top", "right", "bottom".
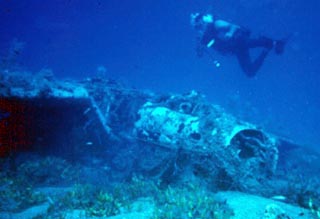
[{"left": 134, "top": 92, "right": 279, "bottom": 190}]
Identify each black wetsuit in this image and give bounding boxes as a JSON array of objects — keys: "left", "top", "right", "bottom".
[{"left": 200, "top": 23, "right": 274, "bottom": 77}]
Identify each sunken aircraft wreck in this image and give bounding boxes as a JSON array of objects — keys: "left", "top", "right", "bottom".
[{"left": 0, "top": 69, "right": 319, "bottom": 203}]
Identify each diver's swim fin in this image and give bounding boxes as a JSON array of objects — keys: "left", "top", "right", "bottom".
[
  {"left": 274, "top": 35, "right": 291, "bottom": 55},
  {"left": 275, "top": 40, "right": 286, "bottom": 54}
]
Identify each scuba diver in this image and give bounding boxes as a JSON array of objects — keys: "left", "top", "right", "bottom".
[{"left": 191, "top": 13, "right": 287, "bottom": 77}]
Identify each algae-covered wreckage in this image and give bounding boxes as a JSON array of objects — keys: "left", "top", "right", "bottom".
[{"left": 1, "top": 70, "right": 320, "bottom": 219}]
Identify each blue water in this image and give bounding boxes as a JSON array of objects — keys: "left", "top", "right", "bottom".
[{"left": 1, "top": 0, "right": 320, "bottom": 149}]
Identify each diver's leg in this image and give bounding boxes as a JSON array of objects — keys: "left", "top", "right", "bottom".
[
  {"left": 247, "top": 37, "right": 274, "bottom": 49},
  {"left": 247, "top": 36, "right": 288, "bottom": 54},
  {"left": 236, "top": 49, "right": 270, "bottom": 77},
  {"left": 251, "top": 49, "right": 270, "bottom": 72},
  {"left": 236, "top": 49, "right": 255, "bottom": 77}
]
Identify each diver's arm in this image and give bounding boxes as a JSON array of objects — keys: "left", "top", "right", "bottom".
[{"left": 214, "top": 19, "right": 240, "bottom": 38}]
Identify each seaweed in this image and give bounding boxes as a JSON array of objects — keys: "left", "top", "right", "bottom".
[{"left": 0, "top": 176, "right": 45, "bottom": 212}]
